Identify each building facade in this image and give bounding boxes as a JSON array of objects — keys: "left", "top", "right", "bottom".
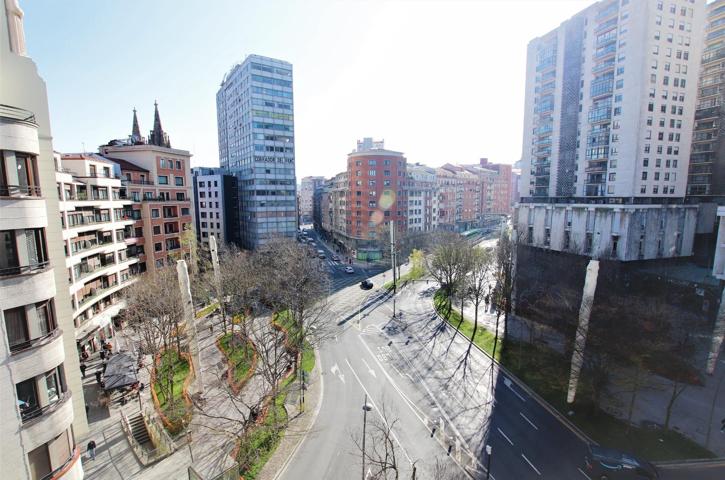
[
  {"left": 56, "top": 154, "right": 139, "bottom": 356},
  {"left": 299, "top": 176, "right": 325, "bottom": 224},
  {"left": 345, "top": 139, "right": 407, "bottom": 259},
  {"left": 99, "top": 106, "right": 194, "bottom": 272},
  {"left": 521, "top": 0, "right": 704, "bottom": 200},
  {"left": 407, "top": 163, "right": 437, "bottom": 233},
  {"left": 688, "top": 0, "right": 725, "bottom": 196},
  {"left": 191, "top": 167, "right": 239, "bottom": 247},
  {"left": 217, "top": 55, "right": 297, "bottom": 249},
  {"left": 1, "top": 3, "right": 85, "bottom": 478},
  {"left": 517, "top": 0, "right": 706, "bottom": 262}
]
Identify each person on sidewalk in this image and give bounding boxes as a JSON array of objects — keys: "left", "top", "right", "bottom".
[
  {"left": 95, "top": 370, "right": 102, "bottom": 385},
  {"left": 80, "top": 362, "right": 87, "bottom": 378},
  {"left": 100, "top": 349, "right": 106, "bottom": 361},
  {"left": 87, "top": 440, "right": 97, "bottom": 460}
]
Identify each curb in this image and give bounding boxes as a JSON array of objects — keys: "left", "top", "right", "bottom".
[{"left": 430, "top": 289, "right": 595, "bottom": 445}]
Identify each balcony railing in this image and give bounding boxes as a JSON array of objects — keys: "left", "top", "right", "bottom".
[
  {"left": 66, "top": 215, "right": 112, "bottom": 228},
  {"left": 0, "top": 104, "right": 36, "bottom": 124},
  {"left": 144, "top": 196, "right": 190, "bottom": 202},
  {"left": 122, "top": 179, "right": 155, "bottom": 186},
  {"left": 0, "top": 261, "right": 50, "bottom": 277},
  {"left": 39, "top": 446, "right": 79, "bottom": 480},
  {"left": 0, "top": 185, "right": 42, "bottom": 197},
  {"left": 9, "top": 327, "right": 61, "bottom": 354},
  {"left": 20, "top": 391, "right": 70, "bottom": 424}
]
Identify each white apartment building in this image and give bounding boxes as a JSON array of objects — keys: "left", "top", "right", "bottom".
[
  {"left": 1, "top": 3, "right": 85, "bottom": 479},
  {"left": 517, "top": 0, "right": 705, "bottom": 262},
  {"left": 299, "top": 176, "right": 325, "bottom": 224},
  {"left": 56, "top": 153, "right": 139, "bottom": 354},
  {"left": 521, "top": 0, "right": 705, "bottom": 199},
  {"left": 217, "top": 55, "right": 297, "bottom": 249},
  {"left": 407, "top": 163, "right": 437, "bottom": 232}
]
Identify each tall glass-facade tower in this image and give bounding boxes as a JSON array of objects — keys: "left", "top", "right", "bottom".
[{"left": 216, "top": 54, "right": 297, "bottom": 249}]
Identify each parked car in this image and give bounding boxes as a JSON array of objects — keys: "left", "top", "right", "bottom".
[
  {"left": 345, "top": 266, "right": 354, "bottom": 274},
  {"left": 584, "top": 445, "right": 658, "bottom": 479},
  {"left": 360, "top": 279, "right": 373, "bottom": 290}
]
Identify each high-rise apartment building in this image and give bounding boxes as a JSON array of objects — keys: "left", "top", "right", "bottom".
[
  {"left": 299, "top": 176, "right": 325, "bottom": 224},
  {"left": 217, "top": 55, "right": 297, "bottom": 249},
  {"left": 517, "top": 0, "right": 705, "bottom": 261},
  {"left": 522, "top": 0, "right": 704, "bottom": 200},
  {"left": 1, "top": 3, "right": 85, "bottom": 478},
  {"left": 407, "top": 163, "right": 437, "bottom": 233},
  {"left": 99, "top": 106, "right": 194, "bottom": 272},
  {"left": 191, "top": 167, "right": 239, "bottom": 247},
  {"left": 688, "top": 0, "right": 725, "bottom": 196},
  {"left": 56, "top": 153, "right": 139, "bottom": 355}
]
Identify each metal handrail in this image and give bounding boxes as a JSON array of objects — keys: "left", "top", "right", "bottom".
[
  {"left": 0, "top": 185, "right": 42, "bottom": 197},
  {"left": 9, "top": 327, "right": 62, "bottom": 354},
  {"left": 0, "top": 261, "right": 50, "bottom": 277},
  {"left": 0, "top": 104, "right": 36, "bottom": 124}
]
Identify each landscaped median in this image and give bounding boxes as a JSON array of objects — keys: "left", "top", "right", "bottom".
[
  {"left": 151, "top": 349, "right": 193, "bottom": 436},
  {"left": 382, "top": 269, "right": 424, "bottom": 292},
  {"left": 432, "top": 288, "right": 715, "bottom": 461},
  {"left": 217, "top": 332, "right": 257, "bottom": 395},
  {"left": 233, "top": 312, "right": 316, "bottom": 480}
]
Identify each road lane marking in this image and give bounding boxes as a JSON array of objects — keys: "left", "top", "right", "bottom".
[
  {"left": 519, "top": 412, "right": 539, "bottom": 430},
  {"left": 361, "top": 357, "right": 377, "bottom": 378},
  {"left": 577, "top": 467, "right": 592, "bottom": 479},
  {"left": 343, "top": 358, "right": 414, "bottom": 465},
  {"left": 503, "top": 377, "right": 526, "bottom": 402},
  {"left": 496, "top": 427, "right": 513, "bottom": 446},
  {"left": 521, "top": 453, "right": 541, "bottom": 476}
]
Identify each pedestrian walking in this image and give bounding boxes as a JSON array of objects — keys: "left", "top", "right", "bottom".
[
  {"left": 102, "top": 360, "right": 107, "bottom": 374},
  {"left": 80, "top": 362, "right": 87, "bottom": 378},
  {"left": 87, "top": 440, "right": 97, "bottom": 460},
  {"left": 95, "top": 370, "right": 102, "bottom": 384},
  {"left": 100, "top": 349, "right": 106, "bottom": 361}
]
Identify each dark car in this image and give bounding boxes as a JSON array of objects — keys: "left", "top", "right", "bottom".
[
  {"left": 585, "top": 445, "right": 658, "bottom": 479},
  {"left": 360, "top": 280, "right": 373, "bottom": 290}
]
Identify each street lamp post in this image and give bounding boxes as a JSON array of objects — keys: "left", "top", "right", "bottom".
[
  {"left": 485, "top": 444, "right": 492, "bottom": 480},
  {"left": 361, "top": 395, "right": 373, "bottom": 480}
]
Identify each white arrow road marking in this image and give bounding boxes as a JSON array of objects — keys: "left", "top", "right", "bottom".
[
  {"left": 361, "top": 358, "right": 376, "bottom": 378},
  {"left": 330, "top": 363, "right": 345, "bottom": 384}
]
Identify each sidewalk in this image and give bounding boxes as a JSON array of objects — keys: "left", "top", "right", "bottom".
[{"left": 256, "top": 350, "right": 323, "bottom": 480}]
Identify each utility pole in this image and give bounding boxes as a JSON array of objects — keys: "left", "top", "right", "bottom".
[
  {"left": 362, "top": 395, "right": 372, "bottom": 480},
  {"left": 391, "top": 220, "right": 396, "bottom": 318}
]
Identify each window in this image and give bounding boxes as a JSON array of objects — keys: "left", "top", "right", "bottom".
[
  {"left": 158, "top": 175, "right": 168, "bottom": 185},
  {"left": 641, "top": 185, "right": 647, "bottom": 194},
  {"left": 176, "top": 160, "right": 182, "bottom": 169},
  {"left": 175, "top": 177, "right": 184, "bottom": 186},
  {"left": 176, "top": 192, "right": 185, "bottom": 201},
  {"left": 368, "top": 170, "right": 377, "bottom": 176},
  {"left": 153, "top": 225, "right": 161, "bottom": 235},
  {"left": 642, "top": 172, "right": 648, "bottom": 180},
  {"left": 155, "top": 242, "right": 162, "bottom": 252},
  {"left": 152, "top": 209, "right": 160, "bottom": 218}
]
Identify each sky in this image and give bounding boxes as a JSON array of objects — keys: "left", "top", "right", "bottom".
[{"left": 22, "top": 0, "right": 593, "bottom": 180}]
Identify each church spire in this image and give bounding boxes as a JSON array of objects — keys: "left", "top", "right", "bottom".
[
  {"left": 131, "top": 108, "right": 142, "bottom": 144},
  {"left": 148, "top": 100, "right": 171, "bottom": 148}
]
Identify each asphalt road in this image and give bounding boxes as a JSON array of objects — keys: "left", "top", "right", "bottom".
[{"left": 280, "top": 230, "right": 723, "bottom": 479}]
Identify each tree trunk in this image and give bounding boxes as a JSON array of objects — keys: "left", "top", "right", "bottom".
[
  {"left": 664, "top": 381, "right": 687, "bottom": 431},
  {"left": 492, "top": 311, "right": 501, "bottom": 361},
  {"left": 626, "top": 364, "right": 642, "bottom": 434},
  {"left": 468, "top": 299, "right": 480, "bottom": 356}
]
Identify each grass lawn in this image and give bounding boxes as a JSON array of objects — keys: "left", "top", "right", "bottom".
[
  {"left": 433, "top": 289, "right": 503, "bottom": 362},
  {"left": 218, "top": 333, "right": 255, "bottom": 384},
  {"left": 153, "top": 350, "right": 192, "bottom": 434},
  {"left": 237, "top": 332, "right": 315, "bottom": 479},
  {"left": 195, "top": 301, "right": 219, "bottom": 319},
  {"left": 383, "top": 268, "right": 424, "bottom": 291}
]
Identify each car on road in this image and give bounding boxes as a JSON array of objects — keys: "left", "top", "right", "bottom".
[
  {"left": 317, "top": 249, "right": 326, "bottom": 259},
  {"left": 344, "top": 266, "right": 354, "bottom": 274},
  {"left": 331, "top": 255, "right": 340, "bottom": 262},
  {"left": 360, "top": 279, "right": 373, "bottom": 290},
  {"left": 584, "top": 445, "right": 658, "bottom": 479},
  {"left": 309, "top": 241, "right": 316, "bottom": 247}
]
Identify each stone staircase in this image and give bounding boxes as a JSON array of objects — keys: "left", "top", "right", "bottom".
[{"left": 127, "top": 413, "right": 151, "bottom": 448}]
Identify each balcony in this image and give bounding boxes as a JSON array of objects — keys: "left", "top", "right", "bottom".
[
  {"left": 0, "top": 260, "right": 50, "bottom": 278},
  {"left": 588, "top": 107, "right": 612, "bottom": 124},
  {"left": 0, "top": 184, "right": 42, "bottom": 197},
  {"left": 65, "top": 215, "right": 112, "bottom": 229},
  {"left": 0, "top": 104, "right": 36, "bottom": 124},
  {"left": 590, "top": 78, "right": 614, "bottom": 98},
  {"left": 586, "top": 161, "right": 608, "bottom": 173},
  {"left": 122, "top": 179, "right": 155, "bottom": 186},
  {"left": 20, "top": 391, "right": 71, "bottom": 425},
  {"left": 595, "top": 17, "right": 618, "bottom": 33},
  {"left": 592, "top": 60, "right": 615, "bottom": 75},
  {"left": 593, "top": 44, "right": 617, "bottom": 60},
  {"left": 39, "top": 446, "right": 81, "bottom": 480},
  {"left": 9, "top": 327, "right": 62, "bottom": 355}
]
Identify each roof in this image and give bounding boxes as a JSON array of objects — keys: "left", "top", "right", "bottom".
[{"left": 101, "top": 156, "right": 149, "bottom": 173}]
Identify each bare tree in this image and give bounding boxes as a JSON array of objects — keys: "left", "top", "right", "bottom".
[
  {"left": 493, "top": 227, "right": 515, "bottom": 344},
  {"left": 124, "top": 266, "right": 186, "bottom": 411},
  {"left": 352, "top": 402, "right": 401, "bottom": 480},
  {"left": 465, "top": 247, "right": 495, "bottom": 357},
  {"left": 426, "top": 233, "right": 469, "bottom": 315}
]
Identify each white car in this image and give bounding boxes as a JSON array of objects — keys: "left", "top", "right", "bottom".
[{"left": 344, "top": 266, "right": 354, "bottom": 274}]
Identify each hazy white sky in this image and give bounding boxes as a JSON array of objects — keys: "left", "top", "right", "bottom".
[{"left": 23, "top": 0, "right": 593, "bottom": 179}]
